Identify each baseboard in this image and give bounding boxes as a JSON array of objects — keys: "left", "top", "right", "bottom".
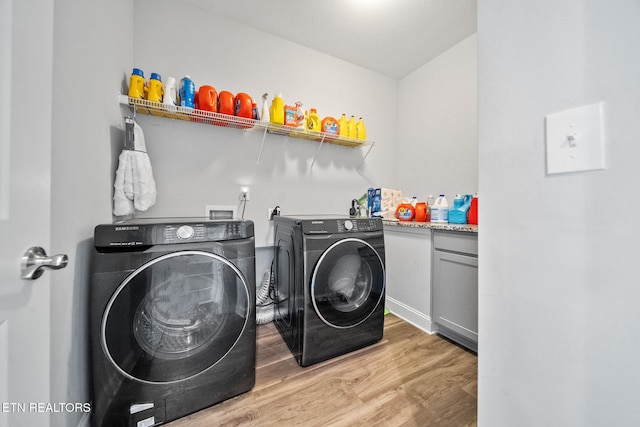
[{"left": 385, "top": 297, "right": 436, "bottom": 334}]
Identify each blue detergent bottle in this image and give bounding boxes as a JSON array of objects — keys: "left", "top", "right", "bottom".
[{"left": 448, "top": 194, "right": 473, "bottom": 224}]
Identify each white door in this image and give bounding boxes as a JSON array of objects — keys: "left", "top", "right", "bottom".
[{"left": 0, "top": 1, "right": 58, "bottom": 426}]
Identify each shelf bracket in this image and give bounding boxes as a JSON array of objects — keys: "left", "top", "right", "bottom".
[
  {"left": 255, "top": 123, "right": 269, "bottom": 164},
  {"left": 310, "top": 133, "right": 326, "bottom": 169},
  {"left": 357, "top": 141, "right": 375, "bottom": 170}
]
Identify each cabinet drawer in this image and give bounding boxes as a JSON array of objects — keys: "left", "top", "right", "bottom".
[{"left": 433, "top": 231, "right": 477, "bottom": 256}]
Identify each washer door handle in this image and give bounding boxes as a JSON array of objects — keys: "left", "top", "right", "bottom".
[{"left": 21, "top": 246, "right": 69, "bottom": 280}]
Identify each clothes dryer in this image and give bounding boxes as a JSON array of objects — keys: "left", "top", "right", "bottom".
[
  {"left": 90, "top": 218, "right": 255, "bottom": 427},
  {"left": 273, "top": 215, "right": 385, "bottom": 367}
]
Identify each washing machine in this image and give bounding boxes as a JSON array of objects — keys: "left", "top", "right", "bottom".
[
  {"left": 90, "top": 218, "right": 255, "bottom": 427},
  {"left": 273, "top": 214, "right": 385, "bottom": 367}
]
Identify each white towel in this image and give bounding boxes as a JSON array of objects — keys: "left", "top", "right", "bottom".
[{"left": 113, "top": 121, "right": 157, "bottom": 216}]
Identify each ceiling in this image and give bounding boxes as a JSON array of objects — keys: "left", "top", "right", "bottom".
[{"left": 178, "top": 0, "right": 477, "bottom": 79}]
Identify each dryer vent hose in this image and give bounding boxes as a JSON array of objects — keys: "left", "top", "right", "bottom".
[{"left": 256, "top": 269, "right": 275, "bottom": 325}]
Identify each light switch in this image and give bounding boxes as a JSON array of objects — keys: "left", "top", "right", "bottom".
[{"left": 545, "top": 102, "right": 605, "bottom": 175}]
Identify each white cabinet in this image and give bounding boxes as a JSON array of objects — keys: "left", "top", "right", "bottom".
[
  {"left": 383, "top": 225, "right": 435, "bottom": 333},
  {"left": 432, "top": 231, "right": 478, "bottom": 352}
]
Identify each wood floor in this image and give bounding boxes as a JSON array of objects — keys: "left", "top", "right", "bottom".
[{"left": 167, "top": 314, "right": 477, "bottom": 427}]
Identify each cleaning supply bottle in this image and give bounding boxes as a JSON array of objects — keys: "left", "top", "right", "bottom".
[
  {"left": 431, "top": 194, "right": 449, "bottom": 223},
  {"left": 269, "top": 92, "right": 285, "bottom": 125},
  {"left": 338, "top": 114, "right": 348, "bottom": 137},
  {"left": 306, "top": 108, "right": 321, "bottom": 132},
  {"left": 467, "top": 193, "right": 478, "bottom": 224},
  {"left": 128, "top": 68, "right": 145, "bottom": 99},
  {"left": 162, "top": 76, "right": 177, "bottom": 118},
  {"left": 347, "top": 115, "right": 357, "bottom": 138},
  {"left": 356, "top": 117, "right": 367, "bottom": 140},
  {"left": 260, "top": 93, "right": 270, "bottom": 123},
  {"left": 426, "top": 195, "right": 435, "bottom": 222},
  {"left": 415, "top": 202, "right": 427, "bottom": 222}
]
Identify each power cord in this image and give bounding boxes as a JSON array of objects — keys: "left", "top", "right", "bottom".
[{"left": 240, "top": 194, "right": 248, "bottom": 219}]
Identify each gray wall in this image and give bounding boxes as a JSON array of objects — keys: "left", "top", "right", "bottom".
[
  {"left": 478, "top": 1, "right": 640, "bottom": 425},
  {"left": 398, "top": 34, "right": 478, "bottom": 201}
]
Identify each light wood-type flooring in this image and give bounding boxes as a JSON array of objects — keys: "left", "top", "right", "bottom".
[{"left": 167, "top": 314, "right": 477, "bottom": 427}]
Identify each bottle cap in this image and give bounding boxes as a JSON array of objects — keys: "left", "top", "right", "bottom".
[
  {"left": 150, "top": 73, "right": 162, "bottom": 82},
  {"left": 132, "top": 68, "right": 144, "bottom": 77}
]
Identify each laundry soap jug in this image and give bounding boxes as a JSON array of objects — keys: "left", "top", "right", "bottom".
[
  {"left": 467, "top": 193, "right": 478, "bottom": 224},
  {"left": 128, "top": 68, "right": 145, "bottom": 99},
  {"left": 338, "top": 114, "right": 348, "bottom": 137},
  {"left": 430, "top": 194, "right": 449, "bottom": 223},
  {"left": 356, "top": 117, "right": 366, "bottom": 140},
  {"left": 415, "top": 202, "right": 427, "bottom": 222},
  {"left": 347, "top": 116, "right": 357, "bottom": 138},
  {"left": 306, "top": 108, "right": 321, "bottom": 132},
  {"left": 448, "top": 194, "right": 473, "bottom": 224},
  {"left": 269, "top": 92, "right": 285, "bottom": 125}
]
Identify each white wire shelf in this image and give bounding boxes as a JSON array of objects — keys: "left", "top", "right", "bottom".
[{"left": 118, "top": 95, "right": 376, "bottom": 168}]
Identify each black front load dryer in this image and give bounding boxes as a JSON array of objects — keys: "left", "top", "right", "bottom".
[
  {"left": 90, "top": 218, "right": 255, "bottom": 427},
  {"left": 273, "top": 215, "right": 385, "bottom": 367}
]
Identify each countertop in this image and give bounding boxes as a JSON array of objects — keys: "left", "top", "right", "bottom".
[{"left": 382, "top": 219, "right": 478, "bottom": 233}]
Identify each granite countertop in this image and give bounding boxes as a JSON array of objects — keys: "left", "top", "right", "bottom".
[{"left": 382, "top": 219, "right": 478, "bottom": 233}]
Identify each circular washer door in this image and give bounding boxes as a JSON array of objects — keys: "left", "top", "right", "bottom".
[
  {"left": 311, "top": 238, "right": 384, "bottom": 329},
  {"left": 101, "top": 250, "right": 250, "bottom": 384}
]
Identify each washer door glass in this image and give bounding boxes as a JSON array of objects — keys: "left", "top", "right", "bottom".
[
  {"left": 102, "top": 251, "right": 250, "bottom": 384},
  {"left": 311, "top": 238, "right": 384, "bottom": 328}
]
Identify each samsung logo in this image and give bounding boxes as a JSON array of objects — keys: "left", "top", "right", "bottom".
[
  {"left": 115, "top": 226, "right": 139, "bottom": 231},
  {"left": 311, "top": 221, "right": 324, "bottom": 224}
]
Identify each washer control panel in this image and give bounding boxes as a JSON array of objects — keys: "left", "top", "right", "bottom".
[{"left": 303, "top": 218, "right": 383, "bottom": 234}]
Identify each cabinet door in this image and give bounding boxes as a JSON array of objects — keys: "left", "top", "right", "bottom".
[
  {"left": 432, "top": 250, "right": 478, "bottom": 345},
  {"left": 383, "top": 228, "right": 432, "bottom": 331}
]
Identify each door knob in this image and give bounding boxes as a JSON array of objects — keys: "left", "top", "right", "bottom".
[{"left": 21, "top": 246, "right": 69, "bottom": 280}]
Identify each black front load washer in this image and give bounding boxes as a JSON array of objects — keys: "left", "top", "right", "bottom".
[
  {"left": 90, "top": 218, "right": 255, "bottom": 427},
  {"left": 273, "top": 214, "right": 385, "bottom": 367}
]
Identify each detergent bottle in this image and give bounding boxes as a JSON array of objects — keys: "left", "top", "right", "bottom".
[
  {"left": 430, "top": 194, "right": 449, "bottom": 223},
  {"left": 448, "top": 194, "right": 472, "bottom": 224},
  {"left": 306, "top": 108, "right": 321, "bottom": 132},
  {"left": 467, "top": 193, "right": 478, "bottom": 224},
  {"left": 356, "top": 117, "right": 367, "bottom": 140},
  {"left": 347, "top": 115, "right": 357, "bottom": 138},
  {"left": 269, "top": 92, "right": 285, "bottom": 125},
  {"left": 415, "top": 202, "right": 427, "bottom": 222},
  {"left": 338, "top": 114, "right": 348, "bottom": 137},
  {"left": 128, "top": 68, "right": 145, "bottom": 99}
]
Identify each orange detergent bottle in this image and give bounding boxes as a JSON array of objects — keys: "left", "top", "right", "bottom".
[{"left": 414, "top": 202, "right": 427, "bottom": 222}]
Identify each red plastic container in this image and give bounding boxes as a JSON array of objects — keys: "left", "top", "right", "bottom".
[
  {"left": 467, "top": 194, "right": 478, "bottom": 224},
  {"left": 414, "top": 202, "right": 427, "bottom": 222}
]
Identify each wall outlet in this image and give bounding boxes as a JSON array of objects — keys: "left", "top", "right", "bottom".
[{"left": 239, "top": 186, "right": 250, "bottom": 201}]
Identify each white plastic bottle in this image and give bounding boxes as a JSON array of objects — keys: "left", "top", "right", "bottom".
[{"left": 431, "top": 194, "right": 449, "bottom": 223}]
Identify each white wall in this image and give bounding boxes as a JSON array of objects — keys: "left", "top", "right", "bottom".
[
  {"left": 478, "top": 1, "right": 640, "bottom": 425},
  {"left": 50, "top": 1, "right": 132, "bottom": 426},
  {"left": 397, "top": 34, "right": 478, "bottom": 202},
  {"left": 132, "top": 0, "right": 398, "bottom": 247}
]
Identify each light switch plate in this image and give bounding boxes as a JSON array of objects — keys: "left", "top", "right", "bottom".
[{"left": 545, "top": 102, "right": 605, "bottom": 175}]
